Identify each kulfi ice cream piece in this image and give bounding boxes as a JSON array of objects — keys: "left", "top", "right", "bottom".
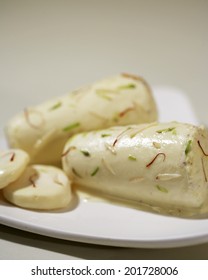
[
  {"left": 62, "top": 122, "right": 208, "bottom": 216},
  {"left": 5, "top": 73, "right": 158, "bottom": 165},
  {"left": 0, "top": 149, "right": 29, "bottom": 189},
  {"left": 3, "top": 165, "right": 72, "bottom": 210}
]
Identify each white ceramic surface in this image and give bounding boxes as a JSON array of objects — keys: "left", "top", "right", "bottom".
[{"left": 1, "top": 88, "right": 208, "bottom": 249}]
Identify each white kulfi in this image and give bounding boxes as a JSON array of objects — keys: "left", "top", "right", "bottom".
[
  {"left": 62, "top": 122, "right": 208, "bottom": 216},
  {"left": 5, "top": 73, "right": 157, "bottom": 165},
  {"left": 3, "top": 165, "right": 72, "bottom": 210},
  {"left": 0, "top": 149, "right": 29, "bottom": 189}
]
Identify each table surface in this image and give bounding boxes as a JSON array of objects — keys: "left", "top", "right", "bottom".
[
  {"left": 2, "top": 224, "right": 208, "bottom": 260},
  {"left": 1, "top": 0, "right": 208, "bottom": 260}
]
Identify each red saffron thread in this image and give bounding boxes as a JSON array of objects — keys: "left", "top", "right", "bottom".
[
  {"left": 119, "top": 106, "right": 135, "bottom": 117},
  {"left": 10, "top": 152, "right": 15, "bottom": 161},
  {"left": 29, "top": 173, "right": 38, "bottom": 187},
  {"left": 24, "top": 108, "right": 44, "bottom": 129},
  {"left": 112, "top": 128, "right": 131, "bottom": 147},
  {"left": 1, "top": 151, "right": 16, "bottom": 162},
  {"left": 201, "top": 158, "right": 207, "bottom": 182},
  {"left": 112, "top": 139, "right": 118, "bottom": 147},
  {"left": 61, "top": 146, "right": 76, "bottom": 157},
  {"left": 146, "top": 153, "right": 166, "bottom": 168},
  {"left": 197, "top": 140, "right": 208, "bottom": 156}
]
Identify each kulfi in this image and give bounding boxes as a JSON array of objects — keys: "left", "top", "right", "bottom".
[
  {"left": 0, "top": 149, "right": 29, "bottom": 189},
  {"left": 5, "top": 73, "right": 157, "bottom": 165},
  {"left": 62, "top": 122, "right": 208, "bottom": 216},
  {"left": 3, "top": 165, "right": 72, "bottom": 210}
]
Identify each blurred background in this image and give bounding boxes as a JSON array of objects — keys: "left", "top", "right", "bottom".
[{"left": 0, "top": 0, "right": 208, "bottom": 127}]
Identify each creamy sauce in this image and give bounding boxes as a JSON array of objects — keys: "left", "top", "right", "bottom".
[{"left": 74, "top": 185, "right": 208, "bottom": 218}]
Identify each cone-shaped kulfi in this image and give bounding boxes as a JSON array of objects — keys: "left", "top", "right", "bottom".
[
  {"left": 5, "top": 73, "right": 157, "bottom": 165},
  {"left": 62, "top": 122, "right": 208, "bottom": 216}
]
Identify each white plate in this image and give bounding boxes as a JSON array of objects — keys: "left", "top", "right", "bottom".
[{"left": 1, "top": 87, "right": 208, "bottom": 249}]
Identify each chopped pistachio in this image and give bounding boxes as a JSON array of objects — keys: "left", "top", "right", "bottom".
[
  {"left": 72, "top": 168, "right": 82, "bottom": 178},
  {"left": 185, "top": 140, "right": 192, "bottom": 155},
  {"left": 81, "top": 132, "right": 88, "bottom": 137},
  {"left": 112, "top": 113, "right": 119, "bottom": 122},
  {"left": 117, "top": 83, "right": 136, "bottom": 90},
  {"left": 63, "top": 122, "right": 80, "bottom": 132},
  {"left": 128, "top": 155, "right": 137, "bottom": 161},
  {"left": 38, "top": 168, "right": 48, "bottom": 173},
  {"left": 156, "top": 185, "right": 168, "bottom": 193},
  {"left": 96, "top": 89, "right": 114, "bottom": 100},
  {"left": 130, "top": 132, "right": 139, "bottom": 138},
  {"left": 101, "top": 133, "right": 111, "bottom": 137},
  {"left": 91, "top": 166, "right": 99, "bottom": 176},
  {"left": 113, "top": 117, "right": 119, "bottom": 122},
  {"left": 172, "top": 128, "right": 177, "bottom": 135},
  {"left": 156, "top": 127, "right": 176, "bottom": 134},
  {"left": 81, "top": 150, "right": 91, "bottom": 157},
  {"left": 49, "top": 101, "right": 62, "bottom": 111}
]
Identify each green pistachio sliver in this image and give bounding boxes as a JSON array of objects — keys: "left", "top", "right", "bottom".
[
  {"left": 96, "top": 89, "right": 112, "bottom": 101},
  {"left": 172, "top": 128, "right": 177, "bottom": 135},
  {"left": 81, "top": 132, "right": 88, "bottom": 138},
  {"left": 112, "top": 113, "right": 119, "bottom": 122},
  {"left": 117, "top": 83, "right": 136, "bottom": 90},
  {"left": 38, "top": 168, "right": 48, "bottom": 173},
  {"left": 101, "top": 133, "right": 111, "bottom": 137},
  {"left": 156, "top": 185, "right": 168, "bottom": 193},
  {"left": 72, "top": 168, "right": 82, "bottom": 178},
  {"left": 91, "top": 166, "right": 99, "bottom": 176},
  {"left": 63, "top": 122, "right": 80, "bottom": 132},
  {"left": 81, "top": 150, "right": 91, "bottom": 157},
  {"left": 156, "top": 127, "right": 176, "bottom": 134},
  {"left": 96, "top": 88, "right": 117, "bottom": 101},
  {"left": 130, "top": 132, "right": 137, "bottom": 138},
  {"left": 49, "top": 101, "right": 62, "bottom": 111},
  {"left": 128, "top": 155, "right": 137, "bottom": 161},
  {"left": 185, "top": 140, "right": 192, "bottom": 155}
]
